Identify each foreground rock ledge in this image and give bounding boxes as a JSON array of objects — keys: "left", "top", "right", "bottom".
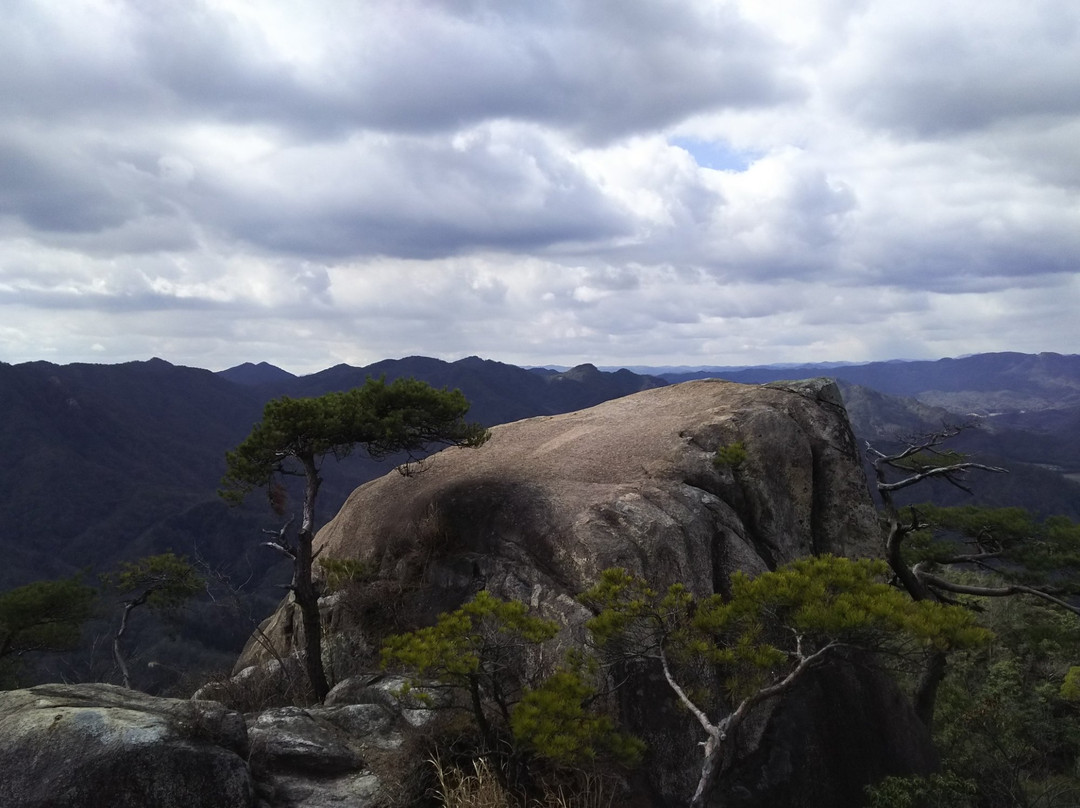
[
  {"left": 0, "top": 679, "right": 418, "bottom": 808},
  {"left": 0, "top": 683, "right": 251, "bottom": 808}
]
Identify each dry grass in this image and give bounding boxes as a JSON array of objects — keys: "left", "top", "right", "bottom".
[
  {"left": 431, "top": 756, "right": 516, "bottom": 808},
  {"left": 429, "top": 756, "right": 621, "bottom": 808},
  {"left": 534, "top": 773, "right": 618, "bottom": 808}
]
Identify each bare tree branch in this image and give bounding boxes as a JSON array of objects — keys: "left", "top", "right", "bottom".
[{"left": 915, "top": 567, "right": 1080, "bottom": 618}]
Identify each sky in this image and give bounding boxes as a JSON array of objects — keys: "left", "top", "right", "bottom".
[{"left": 1, "top": 0, "right": 1078, "bottom": 374}]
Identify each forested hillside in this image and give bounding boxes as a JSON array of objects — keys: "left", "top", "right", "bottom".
[{"left": 1, "top": 352, "right": 1077, "bottom": 691}]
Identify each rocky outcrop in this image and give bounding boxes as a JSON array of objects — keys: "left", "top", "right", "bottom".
[
  {"left": 0, "top": 683, "right": 252, "bottom": 808},
  {"left": 0, "top": 678, "right": 434, "bottom": 808},
  {"left": 1, "top": 381, "right": 932, "bottom": 808},
  {"left": 319, "top": 377, "right": 878, "bottom": 592},
  {"left": 227, "top": 379, "right": 930, "bottom": 807},
  {"left": 240, "top": 378, "right": 879, "bottom": 669}
]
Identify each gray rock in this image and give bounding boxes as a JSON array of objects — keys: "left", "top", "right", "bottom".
[
  {"left": 229, "top": 380, "right": 932, "bottom": 807},
  {"left": 0, "top": 683, "right": 251, "bottom": 808},
  {"left": 318, "top": 704, "right": 403, "bottom": 750},
  {"left": 242, "top": 379, "right": 879, "bottom": 668},
  {"left": 247, "top": 704, "right": 402, "bottom": 808},
  {"left": 263, "top": 772, "right": 380, "bottom": 808},
  {"left": 248, "top": 707, "right": 362, "bottom": 775}
]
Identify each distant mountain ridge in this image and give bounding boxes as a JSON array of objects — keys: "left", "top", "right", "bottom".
[
  {"left": 654, "top": 351, "right": 1080, "bottom": 413},
  {"left": 2, "top": 350, "right": 1079, "bottom": 689},
  {"left": 217, "top": 361, "right": 298, "bottom": 386},
  {"left": 221, "top": 351, "right": 1080, "bottom": 414},
  {"left": 216, "top": 355, "right": 667, "bottom": 426},
  {"left": 0, "top": 356, "right": 666, "bottom": 591}
]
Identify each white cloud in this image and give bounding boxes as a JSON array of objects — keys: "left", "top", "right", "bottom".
[{"left": 0, "top": 0, "right": 1078, "bottom": 372}]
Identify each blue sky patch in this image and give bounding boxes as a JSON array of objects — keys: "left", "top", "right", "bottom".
[{"left": 670, "top": 137, "right": 755, "bottom": 171}]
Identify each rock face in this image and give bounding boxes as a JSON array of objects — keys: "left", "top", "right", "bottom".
[
  {"left": 0, "top": 678, "right": 432, "bottom": 808},
  {"left": 240, "top": 378, "right": 879, "bottom": 668},
  {"left": 230, "top": 379, "right": 931, "bottom": 807},
  {"left": 0, "top": 683, "right": 252, "bottom": 808},
  {"left": 318, "top": 378, "right": 878, "bottom": 593}
]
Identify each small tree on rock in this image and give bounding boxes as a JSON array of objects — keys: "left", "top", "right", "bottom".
[
  {"left": 381, "top": 590, "right": 559, "bottom": 756},
  {"left": 0, "top": 576, "right": 97, "bottom": 687},
  {"left": 103, "top": 552, "right": 203, "bottom": 689},
  {"left": 382, "top": 590, "right": 641, "bottom": 791},
  {"left": 582, "top": 556, "right": 987, "bottom": 808},
  {"left": 221, "top": 377, "right": 488, "bottom": 702}
]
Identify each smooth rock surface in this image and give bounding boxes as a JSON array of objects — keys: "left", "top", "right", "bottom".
[
  {"left": 232, "top": 379, "right": 932, "bottom": 807},
  {"left": 0, "top": 683, "right": 252, "bottom": 808},
  {"left": 240, "top": 378, "right": 880, "bottom": 671}
]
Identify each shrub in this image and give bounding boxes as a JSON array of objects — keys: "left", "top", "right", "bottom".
[{"left": 712, "top": 442, "right": 747, "bottom": 469}]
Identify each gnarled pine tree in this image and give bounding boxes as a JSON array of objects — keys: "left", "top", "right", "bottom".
[
  {"left": 221, "top": 377, "right": 488, "bottom": 702},
  {"left": 582, "top": 556, "right": 987, "bottom": 808}
]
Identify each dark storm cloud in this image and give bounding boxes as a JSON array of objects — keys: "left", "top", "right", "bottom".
[
  {"left": 1, "top": 0, "right": 799, "bottom": 142},
  {"left": 208, "top": 130, "right": 635, "bottom": 258},
  {"left": 0, "top": 138, "right": 136, "bottom": 233}
]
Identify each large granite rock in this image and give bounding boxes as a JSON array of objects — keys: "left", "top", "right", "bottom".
[
  {"left": 0, "top": 680, "right": 431, "bottom": 808},
  {"left": 231, "top": 379, "right": 933, "bottom": 807},
  {"left": 321, "top": 378, "right": 877, "bottom": 590},
  {"left": 0, "top": 683, "right": 251, "bottom": 808},
  {"left": 239, "top": 378, "right": 878, "bottom": 664}
]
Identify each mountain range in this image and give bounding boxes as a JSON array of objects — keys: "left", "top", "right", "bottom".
[{"left": 1, "top": 351, "right": 1077, "bottom": 687}]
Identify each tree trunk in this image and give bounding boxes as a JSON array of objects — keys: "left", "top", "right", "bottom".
[
  {"left": 690, "top": 733, "right": 727, "bottom": 808},
  {"left": 294, "top": 526, "right": 329, "bottom": 702},
  {"left": 878, "top": 486, "right": 949, "bottom": 727},
  {"left": 914, "top": 649, "right": 947, "bottom": 729},
  {"left": 113, "top": 599, "right": 140, "bottom": 689},
  {"left": 296, "top": 455, "right": 330, "bottom": 702}
]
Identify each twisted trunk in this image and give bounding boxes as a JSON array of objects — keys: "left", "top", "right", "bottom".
[
  {"left": 113, "top": 593, "right": 148, "bottom": 689},
  {"left": 296, "top": 454, "right": 329, "bottom": 702}
]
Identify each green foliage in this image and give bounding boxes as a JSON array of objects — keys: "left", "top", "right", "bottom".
[
  {"left": 932, "top": 597, "right": 1080, "bottom": 807},
  {"left": 583, "top": 558, "right": 988, "bottom": 808},
  {"left": 712, "top": 441, "right": 747, "bottom": 469},
  {"left": 0, "top": 576, "right": 97, "bottom": 684},
  {"left": 220, "top": 376, "right": 489, "bottom": 504},
  {"left": 876, "top": 594, "right": 1080, "bottom": 808},
  {"left": 903, "top": 505, "right": 1080, "bottom": 595},
  {"left": 510, "top": 655, "right": 644, "bottom": 768},
  {"left": 584, "top": 556, "right": 987, "bottom": 705},
  {"left": 104, "top": 552, "right": 204, "bottom": 610},
  {"left": 384, "top": 592, "right": 641, "bottom": 780},
  {"left": 382, "top": 590, "right": 558, "bottom": 685},
  {"left": 318, "top": 558, "right": 376, "bottom": 593},
  {"left": 1061, "top": 666, "right": 1080, "bottom": 701},
  {"left": 866, "top": 772, "right": 978, "bottom": 808}
]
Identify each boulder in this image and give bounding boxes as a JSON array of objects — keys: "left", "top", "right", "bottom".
[
  {"left": 0, "top": 683, "right": 251, "bottom": 808},
  {"left": 232, "top": 379, "right": 933, "bottom": 807},
  {"left": 240, "top": 378, "right": 879, "bottom": 669},
  {"left": 321, "top": 378, "right": 878, "bottom": 595},
  {"left": 0, "top": 681, "right": 430, "bottom": 808}
]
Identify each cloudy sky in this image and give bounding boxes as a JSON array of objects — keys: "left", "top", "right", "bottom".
[{"left": 2, "top": 0, "right": 1078, "bottom": 373}]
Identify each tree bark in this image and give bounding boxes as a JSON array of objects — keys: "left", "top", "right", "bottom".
[
  {"left": 868, "top": 435, "right": 1005, "bottom": 728},
  {"left": 112, "top": 595, "right": 145, "bottom": 689},
  {"left": 690, "top": 733, "right": 726, "bottom": 808},
  {"left": 914, "top": 649, "right": 947, "bottom": 728},
  {"left": 295, "top": 455, "right": 330, "bottom": 702}
]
